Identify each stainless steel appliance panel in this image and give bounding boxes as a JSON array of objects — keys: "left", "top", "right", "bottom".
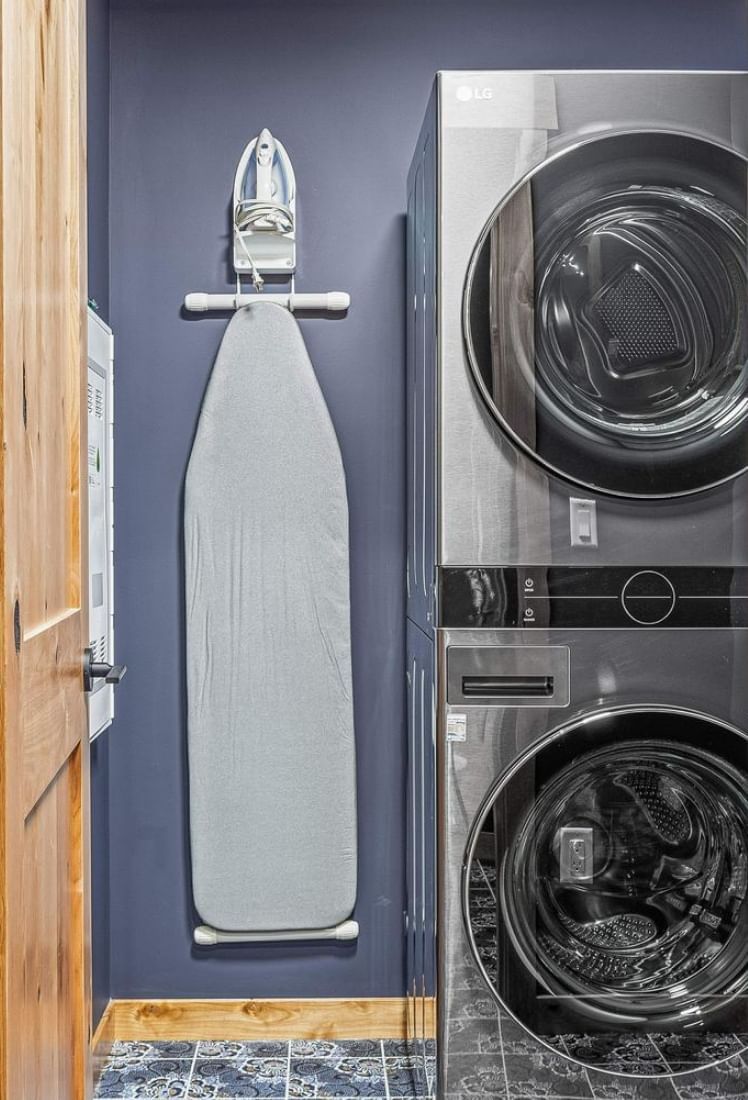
[
  {"left": 438, "top": 627, "right": 748, "bottom": 1097},
  {"left": 437, "top": 71, "right": 748, "bottom": 566}
]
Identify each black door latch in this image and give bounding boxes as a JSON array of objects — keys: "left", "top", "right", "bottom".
[{"left": 83, "top": 646, "right": 127, "bottom": 693}]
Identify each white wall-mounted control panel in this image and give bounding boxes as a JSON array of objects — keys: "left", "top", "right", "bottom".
[{"left": 87, "top": 307, "right": 115, "bottom": 741}]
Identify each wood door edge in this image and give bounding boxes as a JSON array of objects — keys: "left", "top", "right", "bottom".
[
  {"left": 91, "top": 1001, "right": 115, "bottom": 1090},
  {"left": 93, "top": 997, "right": 437, "bottom": 1042}
]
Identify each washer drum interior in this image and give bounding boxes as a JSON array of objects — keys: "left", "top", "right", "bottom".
[{"left": 463, "top": 707, "right": 748, "bottom": 1076}]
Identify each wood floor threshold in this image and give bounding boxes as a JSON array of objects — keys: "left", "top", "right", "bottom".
[{"left": 93, "top": 997, "right": 436, "bottom": 1042}]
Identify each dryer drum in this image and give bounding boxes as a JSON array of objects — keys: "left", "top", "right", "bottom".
[
  {"left": 464, "top": 131, "right": 748, "bottom": 497},
  {"left": 464, "top": 709, "right": 748, "bottom": 1044},
  {"left": 535, "top": 189, "right": 747, "bottom": 449}
]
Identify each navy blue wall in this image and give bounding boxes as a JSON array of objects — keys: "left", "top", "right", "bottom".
[
  {"left": 88, "top": 0, "right": 110, "bottom": 320},
  {"left": 107, "top": 0, "right": 748, "bottom": 999},
  {"left": 87, "top": 0, "right": 111, "bottom": 1029}
]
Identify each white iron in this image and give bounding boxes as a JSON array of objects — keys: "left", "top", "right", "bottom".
[{"left": 233, "top": 128, "right": 296, "bottom": 286}]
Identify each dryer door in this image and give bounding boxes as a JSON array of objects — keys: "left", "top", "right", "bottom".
[
  {"left": 464, "top": 132, "right": 748, "bottom": 498},
  {"left": 464, "top": 707, "right": 748, "bottom": 1076}
]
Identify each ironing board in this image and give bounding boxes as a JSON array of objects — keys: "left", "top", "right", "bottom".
[{"left": 185, "top": 302, "right": 357, "bottom": 935}]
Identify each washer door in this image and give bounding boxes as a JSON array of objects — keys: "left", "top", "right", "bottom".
[
  {"left": 463, "top": 708, "right": 748, "bottom": 1076},
  {"left": 463, "top": 132, "right": 748, "bottom": 498}
]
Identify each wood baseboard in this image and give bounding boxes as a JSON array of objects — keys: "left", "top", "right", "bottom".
[{"left": 93, "top": 997, "right": 436, "bottom": 1042}]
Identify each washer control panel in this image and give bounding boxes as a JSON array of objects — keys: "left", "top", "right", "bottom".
[
  {"left": 620, "top": 570, "right": 677, "bottom": 624},
  {"left": 440, "top": 567, "right": 748, "bottom": 629}
]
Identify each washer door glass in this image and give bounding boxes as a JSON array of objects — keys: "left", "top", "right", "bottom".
[
  {"left": 464, "top": 132, "right": 748, "bottom": 498},
  {"left": 464, "top": 709, "right": 748, "bottom": 1076}
]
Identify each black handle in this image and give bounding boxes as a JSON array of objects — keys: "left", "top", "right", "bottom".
[
  {"left": 461, "top": 675, "right": 554, "bottom": 698},
  {"left": 83, "top": 647, "right": 127, "bottom": 692}
]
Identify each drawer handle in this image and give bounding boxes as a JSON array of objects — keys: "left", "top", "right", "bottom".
[{"left": 461, "top": 675, "right": 554, "bottom": 698}]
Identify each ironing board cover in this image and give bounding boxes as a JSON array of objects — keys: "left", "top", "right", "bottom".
[{"left": 185, "top": 302, "right": 357, "bottom": 931}]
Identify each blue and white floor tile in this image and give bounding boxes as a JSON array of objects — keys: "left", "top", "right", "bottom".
[
  {"left": 291, "top": 1040, "right": 382, "bottom": 1061},
  {"left": 198, "top": 1043, "right": 288, "bottom": 1061},
  {"left": 97, "top": 1055, "right": 194, "bottom": 1098},
  {"left": 95, "top": 1039, "right": 421, "bottom": 1100},
  {"left": 191, "top": 1055, "right": 288, "bottom": 1097},
  {"left": 95, "top": 1038, "right": 748, "bottom": 1100}
]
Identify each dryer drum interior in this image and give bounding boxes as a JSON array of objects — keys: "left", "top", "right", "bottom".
[
  {"left": 464, "top": 131, "right": 748, "bottom": 498},
  {"left": 463, "top": 709, "right": 748, "bottom": 1076}
]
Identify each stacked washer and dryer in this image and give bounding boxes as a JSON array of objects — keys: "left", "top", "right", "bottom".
[{"left": 406, "top": 71, "right": 748, "bottom": 1100}]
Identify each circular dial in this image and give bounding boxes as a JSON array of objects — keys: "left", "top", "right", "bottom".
[{"left": 621, "top": 570, "right": 676, "bottom": 624}]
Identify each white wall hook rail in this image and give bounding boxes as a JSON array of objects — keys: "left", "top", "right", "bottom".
[
  {"left": 194, "top": 919, "right": 359, "bottom": 946},
  {"left": 184, "top": 291, "right": 350, "bottom": 314}
]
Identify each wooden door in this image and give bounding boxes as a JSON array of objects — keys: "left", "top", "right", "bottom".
[{"left": 0, "top": 0, "right": 91, "bottom": 1097}]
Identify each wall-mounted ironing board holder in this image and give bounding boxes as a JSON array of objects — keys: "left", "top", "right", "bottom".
[
  {"left": 184, "top": 290, "right": 350, "bottom": 313},
  {"left": 194, "top": 920, "right": 359, "bottom": 946},
  {"left": 187, "top": 128, "right": 356, "bottom": 946},
  {"left": 184, "top": 126, "right": 350, "bottom": 315}
]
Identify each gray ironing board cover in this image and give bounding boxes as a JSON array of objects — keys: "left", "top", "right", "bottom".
[{"left": 185, "top": 302, "right": 357, "bottom": 932}]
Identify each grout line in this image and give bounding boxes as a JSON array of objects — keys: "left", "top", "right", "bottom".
[
  {"left": 477, "top": 859, "right": 496, "bottom": 904},
  {"left": 651, "top": 1034, "right": 679, "bottom": 1081},
  {"left": 285, "top": 1038, "right": 292, "bottom": 1100},
  {"left": 184, "top": 1041, "right": 199, "bottom": 1099},
  {"left": 381, "top": 1039, "right": 391, "bottom": 1100},
  {"left": 493, "top": 1011, "right": 510, "bottom": 1100},
  {"left": 644, "top": 1034, "right": 673, "bottom": 1078},
  {"left": 670, "top": 1067, "right": 687, "bottom": 1100},
  {"left": 557, "top": 1037, "right": 596, "bottom": 1100}
]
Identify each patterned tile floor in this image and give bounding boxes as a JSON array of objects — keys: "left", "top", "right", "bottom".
[
  {"left": 95, "top": 1039, "right": 435, "bottom": 1099},
  {"left": 95, "top": 1035, "right": 748, "bottom": 1100}
]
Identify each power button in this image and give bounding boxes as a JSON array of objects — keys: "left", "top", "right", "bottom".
[{"left": 621, "top": 570, "right": 676, "bottom": 625}]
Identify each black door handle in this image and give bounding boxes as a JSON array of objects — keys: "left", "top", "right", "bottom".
[{"left": 83, "top": 646, "right": 127, "bottom": 693}]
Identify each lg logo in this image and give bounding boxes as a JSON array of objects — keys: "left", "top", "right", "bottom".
[{"left": 456, "top": 85, "right": 493, "bottom": 102}]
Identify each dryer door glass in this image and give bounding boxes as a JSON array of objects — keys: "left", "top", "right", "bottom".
[
  {"left": 464, "top": 709, "right": 748, "bottom": 1076},
  {"left": 464, "top": 132, "right": 748, "bottom": 498}
]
